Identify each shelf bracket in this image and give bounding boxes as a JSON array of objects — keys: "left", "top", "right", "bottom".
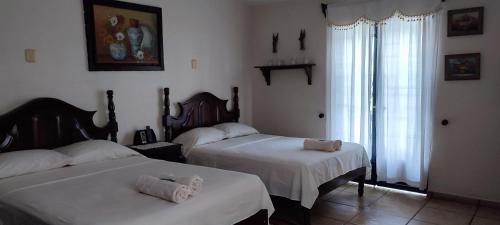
[
  {"left": 304, "top": 66, "right": 312, "bottom": 85},
  {"left": 259, "top": 68, "right": 271, "bottom": 86}
]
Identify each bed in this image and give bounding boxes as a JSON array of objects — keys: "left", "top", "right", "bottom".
[
  {"left": 0, "top": 91, "right": 273, "bottom": 225},
  {"left": 162, "top": 87, "right": 370, "bottom": 225}
]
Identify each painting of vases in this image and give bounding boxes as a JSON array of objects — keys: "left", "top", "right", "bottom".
[{"left": 83, "top": 0, "right": 164, "bottom": 71}]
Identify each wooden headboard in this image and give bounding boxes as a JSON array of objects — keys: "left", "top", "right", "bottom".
[
  {"left": 0, "top": 90, "right": 118, "bottom": 152},
  {"left": 162, "top": 87, "right": 240, "bottom": 142}
]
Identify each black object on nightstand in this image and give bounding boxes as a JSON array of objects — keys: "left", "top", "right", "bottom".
[{"left": 129, "top": 142, "right": 185, "bottom": 163}]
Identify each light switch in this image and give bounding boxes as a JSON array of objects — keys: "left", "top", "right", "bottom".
[
  {"left": 25, "top": 49, "right": 35, "bottom": 63},
  {"left": 191, "top": 59, "right": 198, "bottom": 70}
]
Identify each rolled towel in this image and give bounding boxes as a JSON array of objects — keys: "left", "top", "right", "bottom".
[
  {"left": 177, "top": 176, "right": 203, "bottom": 196},
  {"left": 303, "top": 139, "right": 342, "bottom": 152},
  {"left": 159, "top": 174, "right": 204, "bottom": 196},
  {"left": 136, "top": 175, "right": 191, "bottom": 203}
]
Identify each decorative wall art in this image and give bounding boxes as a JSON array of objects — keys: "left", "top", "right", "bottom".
[
  {"left": 445, "top": 53, "right": 481, "bottom": 81},
  {"left": 299, "top": 29, "right": 306, "bottom": 50},
  {"left": 448, "top": 7, "right": 484, "bottom": 37},
  {"left": 272, "top": 33, "right": 279, "bottom": 53},
  {"left": 83, "top": 0, "right": 164, "bottom": 71}
]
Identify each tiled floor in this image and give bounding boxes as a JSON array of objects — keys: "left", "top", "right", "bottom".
[{"left": 303, "top": 182, "right": 500, "bottom": 225}]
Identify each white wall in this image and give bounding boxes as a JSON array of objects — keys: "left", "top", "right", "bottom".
[
  {"left": 0, "top": 0, "right": 251, "bottom": 144},
  {"left": 429, "top": 0, "right": 500, "bottom": 203},
  {"left": 249, "top": 0, "right": 500, "bottom": 202},
  {"left": 250, "top": 0, "right": 327, "bottom": 138}
]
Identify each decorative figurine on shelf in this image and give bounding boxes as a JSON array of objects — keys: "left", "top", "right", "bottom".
[
  {"left": 272, "top": 33, "right": 279, "bottom": 53},
  {"left": 299, "top": 29, "right": 306, "bottom": 50}
]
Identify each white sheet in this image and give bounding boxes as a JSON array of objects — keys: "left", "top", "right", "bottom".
[
  {"left": 188, "top": 134, "right": 370, "bottom": 209},
  {"left": 0, "top": 156, "right": 274, "bottom": 225}
]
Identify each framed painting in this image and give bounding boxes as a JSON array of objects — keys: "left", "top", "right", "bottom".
[
  {"left": 83, "top": 0, "right": 164, "bottom": 71},
  {"left": 445, "top": 53, "right": 481, "bottom": 81},
  {"left": 448, "top": 7, "right": 484, "bottom": 37}
]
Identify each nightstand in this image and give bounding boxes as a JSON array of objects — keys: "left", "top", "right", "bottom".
[{"left": 129, "top": 142, "right": 186, "bottom": 163}]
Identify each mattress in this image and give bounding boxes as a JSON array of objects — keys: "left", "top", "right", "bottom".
[
  {"left": 0, "top": 156, "right": 274, "bottom": 225},
  {"left": 188, "top": 134, "right": 370, "bottom": 208}
]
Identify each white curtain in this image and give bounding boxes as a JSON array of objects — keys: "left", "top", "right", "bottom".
[
  {"left": 327, "top": 11, "right": 441, "bottom": 189},
  {"left": 327, "top": 21, "right": 375, "bottom": 160},
  {"left": 376, "top": 12, "right": 441, "bottom": 189}
]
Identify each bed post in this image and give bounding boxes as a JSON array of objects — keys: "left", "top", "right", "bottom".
[
  {"left": 106, "top": 90, "right": 118, "bottom": 143},
  {"left": 163, "top": 88, "right": 172, "bottom": 142},
  {"left": 357, "top": 171, "right": 366, "bottom": 197},
  {"left": 301, "top": 206, "right": 311, "bottom": 225},
  {"left": 233, "top": 87, "right": 240, "bottom": 122}
]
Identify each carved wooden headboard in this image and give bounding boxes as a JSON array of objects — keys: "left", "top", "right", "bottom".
[
  {"left": 0, "top": 90, "right": 118, "bottom": 152},
  {"left": 162, "top": 87, "right": 240, "bottom": 142}
]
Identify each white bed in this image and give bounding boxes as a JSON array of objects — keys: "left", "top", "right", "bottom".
[
  {"left": 0, "top": 156, "right": 274, "bottom": 225},
  {"left": 185, "top": 134, "right": 370, "bottom": 209}
]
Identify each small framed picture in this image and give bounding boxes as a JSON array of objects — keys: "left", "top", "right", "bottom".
[
  {"left": 448, "top": 7, "right": 484, "bottom": 37},
  {"left": 445, "top": 53, "right": 481, "bottom": 81},
  {"left": 139, "top": 130, "right": 148, "bottom": 144}
]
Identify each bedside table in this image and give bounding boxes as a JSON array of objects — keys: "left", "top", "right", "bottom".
[{"left": 129, "top": 142, "right": 186, "bottom": 163}]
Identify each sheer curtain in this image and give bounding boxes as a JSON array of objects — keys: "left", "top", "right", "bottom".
[
  {"left": 327, "top": 11, "right": 441, "bottom": 189},
  {"left": 376, "top": 12, "right": 441, "bottom": 189},
  {"left": 327, "top": 21, "right": 375, "bottom": 160}
]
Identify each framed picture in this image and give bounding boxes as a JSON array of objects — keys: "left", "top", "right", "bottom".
[
  {"left": 445, "top": 53, "right": 481, "bottom": 81},
  {"left": 448, "top": 7, "right": 484, "bottom": 37},
  {"left": 83, "top": 0, "right": 164, "bottom": 71}
]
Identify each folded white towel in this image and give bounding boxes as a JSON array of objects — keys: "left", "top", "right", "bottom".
[
  {"left": 159, "top": 174, "right": 204, "bottom": 196},
  {"left": 136, "top": 175, "right": 191, "bottom": 203},
  {"left": 303, "top": 139, "right": 342, "bottom": 152}
]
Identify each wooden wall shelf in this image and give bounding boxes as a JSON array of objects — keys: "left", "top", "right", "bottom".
[{"left": 254, "top": 64, "right": 316, "bottom": 86}]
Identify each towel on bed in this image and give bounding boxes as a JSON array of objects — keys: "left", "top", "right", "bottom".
[
  {"left": 176, "top": 176, "right": 203, "bottom": 195},
  {"left": 159, "top": 174, "right": 204, "bottom": 196},
  {"left": 303, "top": 139, "right": 342, "bottom": 152},
  {"left": 136, "top": 175, "right": 191, "bottom": 203}
]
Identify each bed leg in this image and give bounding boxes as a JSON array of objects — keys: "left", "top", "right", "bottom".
[
  {"left": 301, "top": 207, "right": 311, "bottom": 225},
  {"left": 357, "top": 174, "right": 365, "bottom": 197}
]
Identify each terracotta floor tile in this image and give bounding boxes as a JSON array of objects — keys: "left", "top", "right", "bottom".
[
  {"left": 471, "top": 217, "right": 500, "bottom": 225},
  {"left": 311, "top": 216, "right": 346, "bottom": 225},
  {"left": 384, "top": 190, "right": 429, "bottom": 205},
  {"left": 319, "top": 185, "right": 352, "bottom": 202},
  {"left": 344, "top": 184, "right": 388, "bottom": 195},
  {"left": 477, "top": 206, "right": 500, "bottom": 220},
  {"left": 369, "top": 195, "right": 424, "bottom": 218},
  {"left": 311, "top": 202, "right": 359, "bottom": 221},
  {"left": 350, "top": 210, "right": 410, "bottom": 225},
  {"left": 327, "top": 185, "right": 386, "bottom": 208},
  {"left": 278, "top": 182, "right": 500, "bottom": 225},
  {"left": 414, "top": 207, "right": 472, "bottom": 225},
  {"left": 426, "top": 198, "right": 477, "bottom": 214},
  {"left": 407, "top": 219, "right": 438, "bottom": 225}
]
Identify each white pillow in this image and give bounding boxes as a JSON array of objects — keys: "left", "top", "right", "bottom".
[
  {"left": 55, "top": 140, "right": 140, "bottom": 165},
  {"left": 213, "top": 122, "right": 259, "bottom": 138},
  {"left": 0, "top": 150, "right": 71, "bottom": 179},
  {"left": 173, "top": 127, "right": 226, "bottom": 154}
]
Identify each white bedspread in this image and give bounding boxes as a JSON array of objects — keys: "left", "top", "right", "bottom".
[
  {"left": 188, "top": 134, "right": 370, "bottom": 209},
  {"left": 0, "top": 156, "right": 274, "bottom": 225}
]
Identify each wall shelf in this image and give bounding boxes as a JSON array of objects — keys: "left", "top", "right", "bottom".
[{"left": 254, "top": 64, "right": 316, "bottom": 86}]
